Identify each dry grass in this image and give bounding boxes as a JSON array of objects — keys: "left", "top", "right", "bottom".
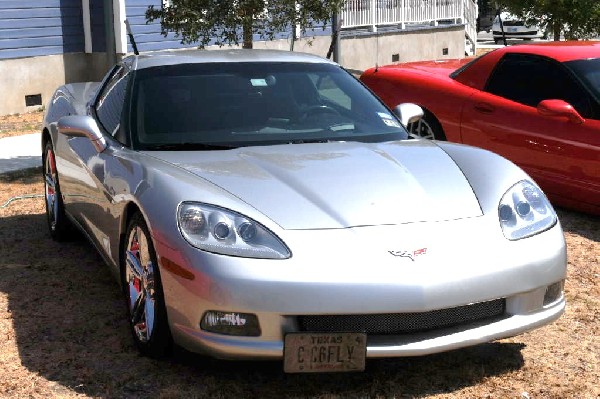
[
  {"left": 0, "top": 113, "right": 598, "bottom": 398},
  {"left": 0, "top": 169, "right": 598, "bottom": 399},
  {"left": 0, "top": 111, "right": 43, "bottom": 138}
]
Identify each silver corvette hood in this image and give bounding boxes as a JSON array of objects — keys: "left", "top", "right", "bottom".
[{"left": 145, "top": 140, "right": 482, "bottom": 229}]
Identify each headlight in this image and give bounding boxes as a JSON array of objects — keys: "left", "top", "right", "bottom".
[
  {"left": 177, "top": 202, "right": 290, "bottom": 259},
  {"left": 498, "top": 180, "right": 557, "bottom": 240}
]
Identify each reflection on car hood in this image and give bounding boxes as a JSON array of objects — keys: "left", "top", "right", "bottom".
[
  {"left": 379, "top": 59, "right": 470, "bottom": 77},
  {"left": 145, "top": 140, "right": 482, "bottom": 229}
]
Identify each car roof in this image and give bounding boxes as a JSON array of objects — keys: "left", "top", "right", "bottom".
[
  {"left": 496, "top": 41, "right": 600, "bottom": 62},
  {"left": 451, "top": 41, "right": 600, "bottom": 90},
  {"left": 129, "top": 49, "right": 337, "bottom": 70}
]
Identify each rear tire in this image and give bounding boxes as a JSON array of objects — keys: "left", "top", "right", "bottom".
[
  {"left": 408, "top": 110, "right": 447, "bottom": 141},
  {"left": 122, "top": 212, "right": 172, "bottom": 358}
]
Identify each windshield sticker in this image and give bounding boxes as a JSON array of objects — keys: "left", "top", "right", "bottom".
[
  {"left": 377, "top": 112, "right": 394, "bottom": 119},
  {"left": 382, "top": 118, "right": 401, "bottom": 128},
  {"left": 330, "top": 123, "right": 355, "bottom": 131},
  {"left": 250, "top": 78, "right": 268, "bottom": 87}
]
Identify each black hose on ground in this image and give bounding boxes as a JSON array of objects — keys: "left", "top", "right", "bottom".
[{"left": 0, "top": 194, "right": 44, "bottom": 209}]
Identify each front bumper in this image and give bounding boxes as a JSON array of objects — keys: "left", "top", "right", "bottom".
[
  {"left": 172, "top": 285, "right": 564, "bottom": 359},
  {"left": 492, "top": 30, "right": 542, "bottom": 40},
  {"left": 156, "top": 216, "right": 567, "bottom": 360}
]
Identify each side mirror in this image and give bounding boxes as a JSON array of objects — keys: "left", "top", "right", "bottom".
[
  {"left": 392, "top": 103, "right": 424, "bottom": 127},
  {"left": 537, "top": 99, "right": 585, "bottom": 124},
  {"left": 57, "top": 115, "right": 107, "bottom": 153}
]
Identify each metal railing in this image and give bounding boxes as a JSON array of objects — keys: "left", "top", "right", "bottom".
[
  {"left": 341, "top": 0, "right": 478, "bottom": 55},
  {"left": 463, "top": 0, "right": 478, "bottom": 53},
  {"left": 341, "top": 0, "right": 475, "bottom": 31}
]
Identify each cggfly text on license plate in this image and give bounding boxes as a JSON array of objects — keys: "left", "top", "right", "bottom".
[{"left": 283, "top": 332, "right": 367, "bottom": 373}]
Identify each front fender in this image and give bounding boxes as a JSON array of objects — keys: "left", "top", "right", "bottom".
[
  {"left": 436, "top": 142, "right": 536, "bottom": 215},
  {"left": 110, "top": 150, "right": 282, "bottom": 274}
]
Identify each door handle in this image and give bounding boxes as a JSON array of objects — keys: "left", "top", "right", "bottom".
[{"left": 474, "top": 103, "right": 495, "bottom": 114}]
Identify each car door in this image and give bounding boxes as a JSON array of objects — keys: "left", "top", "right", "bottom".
[
  {"left": 58, "top": 63, "right": 134, "bottom": 259},
  {"left": 460, "top": 53, "right": 600, "bottom": 210}
]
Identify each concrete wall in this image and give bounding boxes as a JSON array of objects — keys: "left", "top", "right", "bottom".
[
  {"left": 251, "top": 35, "right": 333, "bottom": 57},
  {"left": 227, "top": 24, "right": 466, "bottom": 73},
  {"left": 0, "top": 25, "right": 465, "bottom": 116},
  {"left": 340, "top": 25, "right": 466, "bottom": 71},
  {"left": 0, "top": 52, "right": 110, "bottom": 115}
]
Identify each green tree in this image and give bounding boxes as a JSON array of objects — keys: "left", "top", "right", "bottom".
[
  {"left": 500, "top": 0, "right": 600, "bottom": 40},
  {"left": 146, "top": 0, "right": 345, "bottom": 49}
]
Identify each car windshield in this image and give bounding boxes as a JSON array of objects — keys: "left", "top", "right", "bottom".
[
  {"left": 565, "top": 58, "right": 600, "bottom": 101},
  {"left": 449, "top": 53, "right": 485, "bottom": 79},
  {"left": 131, "top": 62, "right": 408, "bottom": 150}
]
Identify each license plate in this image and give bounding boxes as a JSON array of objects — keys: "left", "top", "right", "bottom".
[
  {"left": 507, "top": 27, "right": 517, "bottom": 32},
  {"left": 283, "top": 332, "right": 367, "bottom": 373}
]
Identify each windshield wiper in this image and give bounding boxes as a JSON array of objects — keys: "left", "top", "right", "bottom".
[
  {"left": 288, "top": 139, "right": 330, "bottom": 144},
  {"left": 148, "top": 143, "right": 235, "bottom": 151}
]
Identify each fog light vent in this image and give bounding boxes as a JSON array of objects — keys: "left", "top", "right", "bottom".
[
  {"left": 200, "top": 311, "right": 261, "bottom": 336},
  {"left": 543, "top": 280, "right": 564, "bottom": 305}
]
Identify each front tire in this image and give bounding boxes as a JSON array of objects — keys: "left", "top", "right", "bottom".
[
  {"left": 43, "top": 140, "right": 73, "bottom": 241},
  {"left": 123, "top": 212, "right": 172, "bottom": 357},
  {"left": 408, "top": 110, "right": 447, "bottom": 141}
]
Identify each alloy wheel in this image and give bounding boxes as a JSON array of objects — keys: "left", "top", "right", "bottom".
[
  {"left": 44, "top": 148, "right": 59, "bottom": 231},
  {"left": 125, "top": 226, "right": 156, "bottom": 343},
  {"left": 409, "top": 119, "right": 436, "bottom": 140}
]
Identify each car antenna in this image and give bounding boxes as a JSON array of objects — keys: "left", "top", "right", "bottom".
[
  {"left": 375, "top": 28, "right": 379, "bottom": 72},
  {"left": 125, "top": 19, "right": 139, "bottom": 55}
]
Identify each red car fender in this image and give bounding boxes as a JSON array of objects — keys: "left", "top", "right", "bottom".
[{"left": 361, "top": 66, "right": 475, "bottom": 142}]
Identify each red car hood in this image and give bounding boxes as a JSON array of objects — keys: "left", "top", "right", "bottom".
[{"left": 371, "top": 58, "right": 470, "bottom": 77}]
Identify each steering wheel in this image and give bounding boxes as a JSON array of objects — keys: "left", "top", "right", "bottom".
[{"left": 297, "top": 105, "right": 340, "bottom": 120}]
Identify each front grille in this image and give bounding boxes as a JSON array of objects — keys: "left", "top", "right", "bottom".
[
  {"left": 298, "top": 299, "right": 505, "bottom": 335},
  {"left": 501, "top": 20, "right": 525, "bottom": 26},
  {"left": 492, "top": 31, "right": 538, "bottom": 36}
]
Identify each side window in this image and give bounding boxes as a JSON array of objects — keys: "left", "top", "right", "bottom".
[
  {"left": 95, "top": 65, "right": 130, "bottom": 136},
  {"left": 485, "top": 54, "right": 592, "bottom": 117}
]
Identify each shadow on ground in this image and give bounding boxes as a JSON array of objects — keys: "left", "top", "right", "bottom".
[
  {"left": 0, "top": 156, "right": 42, "bottom": 175},
  {"left": 0, "top": 213, "right": 526, "bottom": 398},
  {"left": 0, "top": 166, "right": 42, "bottom": 184},
  {"left": 557, "top": 208, "right": 600, "bottom": 242}
]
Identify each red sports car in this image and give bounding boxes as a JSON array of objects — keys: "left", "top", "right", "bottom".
[{"left": 361, "top": 41, "right": 600, "bottom": 216}]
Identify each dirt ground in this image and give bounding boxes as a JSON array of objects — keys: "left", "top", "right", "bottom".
[
  {"left": 0, "top": 114, "right": 598, "bottom": 398},
  {"left": 0, "top": 112, "right": 43, "bottom": 138}
]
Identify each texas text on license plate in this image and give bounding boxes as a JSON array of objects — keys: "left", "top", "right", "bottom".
[{"left": 283, "top": 332, "right": 367, "bottom": 373}]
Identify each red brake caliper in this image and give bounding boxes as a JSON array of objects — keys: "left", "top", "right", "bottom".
[
  {"left": 47, "top": 150, "right": 56, "bottom": 196},
  {"left": 131, "top": 237, "right": 141, "bottom": 293}
]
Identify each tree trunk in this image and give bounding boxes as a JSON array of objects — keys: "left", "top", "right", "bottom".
[
  {"left": 242, "top": 10, "right": 253, "bottom": 49},
  {"left": 553, "top": 19, "right": 561, "bottom": 41}
]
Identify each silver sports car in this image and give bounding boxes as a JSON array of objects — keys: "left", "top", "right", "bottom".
[{"left": 42, "top": 49, "right": 566, "bottom": 373}]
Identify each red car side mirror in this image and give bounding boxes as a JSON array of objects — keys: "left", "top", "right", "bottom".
[{"left": 537, "top": 99, "right": 585, "bottom": 124}]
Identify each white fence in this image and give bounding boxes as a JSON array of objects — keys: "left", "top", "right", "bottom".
[
  {"left": 463, "top": 0, "right": 478, "bottom": 52},
  {"left": 341, "top": 0, "right": 476, "bottom": 32},
  {"left": 341, "top": 0, "right": 478, "bottom": 54}
]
